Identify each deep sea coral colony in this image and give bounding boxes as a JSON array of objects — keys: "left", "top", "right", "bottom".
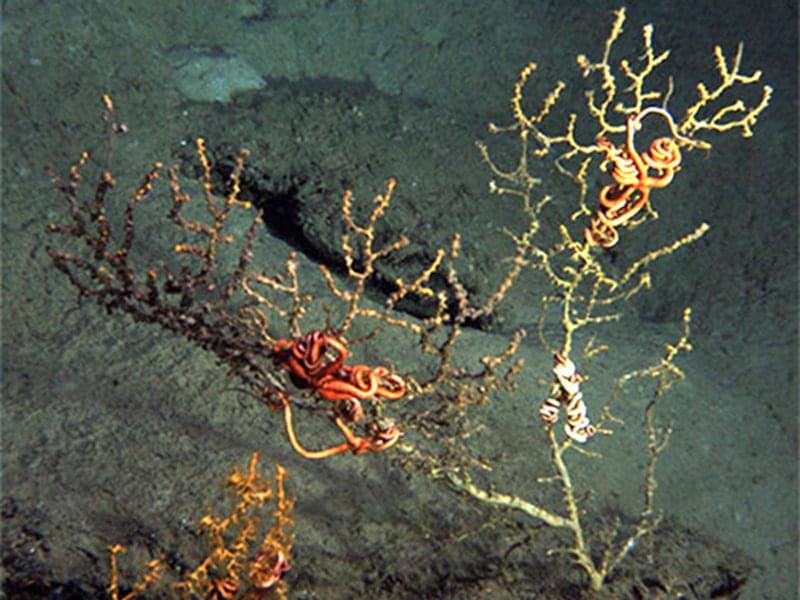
[{"left": 48, "top": 8, "right": 769, "bottom": 596}]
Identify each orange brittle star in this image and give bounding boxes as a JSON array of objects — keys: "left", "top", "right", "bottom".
[
  {"left": 269, "top": 330, "right": 406, "bottom": 459},
  {"left": 585, "top": 107, "right": 683, "bottom": 248}
]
